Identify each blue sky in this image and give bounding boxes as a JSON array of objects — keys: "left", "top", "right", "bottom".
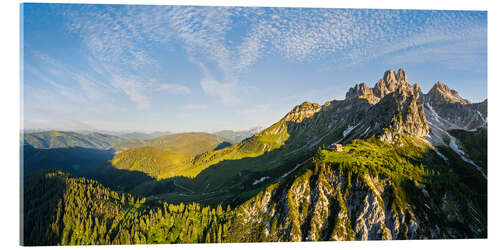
[{"left": 21, "top": 4, "right": 487, "bottom": 133}]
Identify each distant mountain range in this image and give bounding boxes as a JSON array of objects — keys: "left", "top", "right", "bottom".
[
  {"left": 22, "top": 128, "right": 262, "bottom": 145},
  {"left": 214, "top": 127, "right": 264, "bottom": 142},
  {"left": 117, "top": 131, "right": 173, "bottom": 140},
  {"left": 22, "top": 69, "right": 487, "bottom": 244},
  {"left": 22, "top": 131, "right": 236, "bottom": 180},
  {"left": 23, "top": 130, "right": 126, "bottom": 150}
]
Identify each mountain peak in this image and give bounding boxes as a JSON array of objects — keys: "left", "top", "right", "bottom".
[
  {"left": 347, "top": 68, "right": 414, "bottom": 102},
  {"left": 284, "top": 101, "right": 322, "bottom": 122},
  {"left": 396, "top": 68, "right": 407, "bottom": 83},
  {"left": 424, "top": 81, "right": 471, "bottom": 106},
  {"left": 383, "top": 69, "right": 397, "bottom": 84},
  {"left": 372, "top": 69, "right": 411, "bottom": 99},
  {"left": 297, "top": 101, "right": 321, "bottom": 110}
]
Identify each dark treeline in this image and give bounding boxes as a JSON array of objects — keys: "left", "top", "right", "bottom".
[{"left": 23, "top": 170, "right": 232, "bottom": 245}]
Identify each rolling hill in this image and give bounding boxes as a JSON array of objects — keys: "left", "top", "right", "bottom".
[
  {"left": 111, "top": 147, "right": 189, "bottom": 179},
  {"left": 104, "top": 132, "right": 235, "bottom": 179},
  {"left": 113, "top": 132, "right": 234, "bottom": 155}
]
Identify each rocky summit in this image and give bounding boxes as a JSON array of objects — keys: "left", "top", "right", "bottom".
[
  {"left": 424, "top": 81, "right": 471, "bottom": 106},
  {"left": 340, "top": 69, "right": 484, "bottom": 144}
]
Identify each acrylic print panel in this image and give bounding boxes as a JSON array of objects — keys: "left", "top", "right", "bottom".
[{"left": 20, "top": 2, "right": 487, "bottom": 246}]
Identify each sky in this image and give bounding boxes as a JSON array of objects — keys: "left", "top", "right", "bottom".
[{"left": 21, "top": 3, "right": 487, "bottom": 133}]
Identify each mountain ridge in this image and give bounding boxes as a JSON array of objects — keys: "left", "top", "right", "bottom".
[
  {"left": 22, "top": 68, "right": 488, "bottom": 244},
  {"left": 110, "top": 69, "right": 486, "bottom": 209}
]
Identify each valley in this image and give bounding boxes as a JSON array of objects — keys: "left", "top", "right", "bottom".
[{"left": 21, "top": 69, "right": 488, "bottom": 244}]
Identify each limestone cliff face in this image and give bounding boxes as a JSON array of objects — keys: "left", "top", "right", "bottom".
[
  {"left": 346, "top": 83, "right": 371, "bottom": 99},
  {"left": 372, "top": 69, "right": 411, "bottom": 99},
  {"left": 230, "top": 162, "right": 475, "bottom": 241},
  {"left": 371, "top": 83, "right": 429, "bottom": 141},
  {"left": 346, "top": 83, "right": 379, "bottom": 104},
  {"left": 422, "top": 81, "right": 486, "bottom": 145},
  {"left": 342, "top": 69, "right": 429, "bottom": 142}
]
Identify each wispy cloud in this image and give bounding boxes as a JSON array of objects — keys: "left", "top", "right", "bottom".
[
  {"left": 233, "top": 8, "right": 487, "bottom": 69},
  {"left": 200, "top": 78, "right": 238, "bottom": 105},
  {"left": 23, "top": 4, "right": 486, "bottom": 131},
  {"left": 25, "top": 65, "right": 86, "bottom": 103},
  {"left": 58, "top": 6, "right": 486, "bottom": 106},
  {"left": 156, "top": 83, "right": 191, "bottom": 95},
  {"left": 109, "top": 75, "right": 152, "bottom": 109}
]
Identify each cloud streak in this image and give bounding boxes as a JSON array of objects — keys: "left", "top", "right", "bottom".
[
  {"left": 156, "top": 83, "right": 191, "bottom": 95},
  {"left": 22, "top": 4, "right": 486, "bottom": 131},
  {"left": 57, "top": 6, "right": 485, "bottom": 105},
  {"left": 200, "top": 78, "right": 238, "bottom": 105}
]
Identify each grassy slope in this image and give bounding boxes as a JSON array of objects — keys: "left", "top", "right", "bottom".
[
  {"left": 129, "top": 109, "right": 348, "bottom": 206},
  {"left": 229, "top": 134, "right": 487, "bottom": 241},
  {"left": 322, "top": 136, "right": 430, "bottom": 182},
  {"left": 111, "top": 147, "right": 188, "bottom": 179},
  {"left": 322, "top": 135, "right": 486, "bottom": 235},
  {"left": 109, "top": 132, "right": 236, "bottom": 179},
  {"left": 102, "top": 101, "right": 354, "bottom": 205},
  {"left": 123, "top": 121, "right": 294, "bottom": 205}
]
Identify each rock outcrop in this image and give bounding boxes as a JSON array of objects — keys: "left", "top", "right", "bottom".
[
  {"left": 231, "top": 160, "right": 476, "bottom": 241},
  {"left": 422, "top": 82, "right": 486, "bottom": 145},
  {"left": 346, "top": 83, "right": 379, "bottom": 104},
  {"left": 346, "top": 82, "right": 372, "bottom": 99},
  {"left": 284, "top": 101, "right": 322, "bottom": 123}
]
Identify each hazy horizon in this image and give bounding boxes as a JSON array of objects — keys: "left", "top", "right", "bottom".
[
  {"left": 22, "top": 4, "right": 487, "bottom": 132},
  {"left": 20, "top": 126, "right": 265, "bottom": 134}
]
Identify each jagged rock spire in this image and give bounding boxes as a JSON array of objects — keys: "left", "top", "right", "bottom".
[
  {"left": 348, "top": 68, "right": 416, "bottom": 102},
  {"left": 383, "top": 69, "right": 397, "bottom": 84},
  {"left": 345, "top": 82, "right": 371, "bottom": 98},
  {"left": 396, "top": 68, "right": 407, "bottom": 83}
]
